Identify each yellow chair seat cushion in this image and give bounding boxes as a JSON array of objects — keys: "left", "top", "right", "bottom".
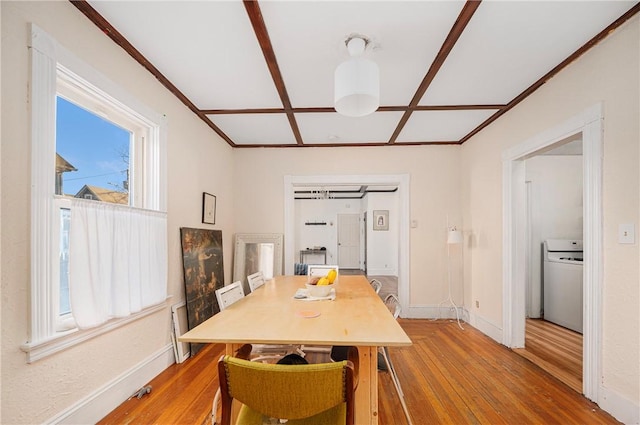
[{"left": 237, "top": 403, "right": 346, "bottom": 425}]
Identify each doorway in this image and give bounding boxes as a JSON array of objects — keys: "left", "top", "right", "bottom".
[
  {"left": 516, "top": 137, "right": 584, "bottom": 392},
  {"left": 363, "top": 211, "right": 368, "bottom": 274},
  {"left": 502, "top": 103, "right": 603, "bottom": 402},
  {"left": 284, "top": 174, "right": 410, "bottom": 313}
]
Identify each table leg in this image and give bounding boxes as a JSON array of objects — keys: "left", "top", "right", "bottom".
[{"left": 355, "top": 346, "right": 378, "bottom": 424}]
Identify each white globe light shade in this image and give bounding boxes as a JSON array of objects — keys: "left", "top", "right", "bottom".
[{"left": 334, "top": 57, "right": 380, "bottom": 117}]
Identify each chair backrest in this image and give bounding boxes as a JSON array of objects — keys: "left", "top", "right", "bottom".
[
  {"left": 218, "top": 355, "right": 354, "bottom": 425},
  {"left": 384, "top": 293, "right": 401, "bottom": 320},
  {"left": 215, "top": 281, "right": 245, "bottom": 311},
  {"left": 369, "top": 278, "right": 382, "bottom": 294},
  {"left": 294, "top": 263, "right": 308, "bottom": 275},
  {"left": 246, "top": 271, "right": 265, "bottom": 293},
  {"left": 307, "top": 264, "right": 339, "bottom": 278}
]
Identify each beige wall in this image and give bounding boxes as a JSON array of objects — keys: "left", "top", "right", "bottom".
[
  {"left": 1, "top": 1, "right": 637, "bottom": 423},
  {"left": 1, "top": 2, "right": 234, "bottom": 423},
  {"left": 461, "top": 15, "right": 639, "bottom": 406},
  {"left": 232, "top": 146, "right": 462, "bottom": 306}
]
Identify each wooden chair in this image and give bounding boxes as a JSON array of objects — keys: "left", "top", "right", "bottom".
[
  {"left": 330, "top": 295, "right": 412, "bottom": 424},
  {"left": 215, "top": 281, "right": 245, "bottom": 311},
  {"left": 301, "top": 265, "right": 340, "bottom": 355},
  {"left": 218, "top": 355, "right": 355, "bottom": 425},
  {"left": 294, "top": 263, "right": 308, "bottom": 275},
  {"left": 307, "top": 264, "right": 339, "bottom": 278},
  {"left": 246, "top": 271, "right": 265, "bottom": 293},
  {"left": 369, "top": 278, "right": 382, "bottom": 294},
  {"left": 245, "top": 271, "right": 303, "bottom": 360},
  {"left": 216, "top": 283, "right": 289, "bottom": 358},
  {"left": 211, "top": 283, "right": 299, "bottom": 423},
  {"left": 379, "top": 294, "right": 413, "bottom": 425}
]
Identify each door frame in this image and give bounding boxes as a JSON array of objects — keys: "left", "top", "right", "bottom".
[
  {"left": 502, "top": 103, "right": 603, "bottom": 401},
  {"left": 284, "top": 174, "right": 410, "bottom": 314},
  {"left": 362, "top": 211, "right": 368, "bottom": 274}
]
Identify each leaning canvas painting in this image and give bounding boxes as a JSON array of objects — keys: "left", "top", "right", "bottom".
[{"left": 180, "top": 227, "right": 224, "bottom": 355}]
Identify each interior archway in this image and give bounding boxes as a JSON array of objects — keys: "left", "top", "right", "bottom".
[
  {"left": 502, "top": 103, "right": 603, "bottom": 401},
  {"left": 284, "top": 174, "right": 411, "bottom": 315}
]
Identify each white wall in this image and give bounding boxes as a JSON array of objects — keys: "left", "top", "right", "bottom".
[
  {"left": 294, "top": 192, "right": 399, "bottom": 274},
  {"left": 4, "top": 2, "right": 635, "bottom": 423},
  {"left": 295, "top": 198, "right": 363, "bottom": 267},
  {"left": 366, "top": 192, "right": 399, "bottom": 275},
  {"left": 232, "top": 146, "right": 461, "bottom": 309},
  {"left": 461, "top": 15, "right": 639, "bottom": 421},
  {"left": 525, "top": 155, "right": 583, "bottom": 317},
  {"left": 1, "top": 2, "right": 235, "bottom": 423}
]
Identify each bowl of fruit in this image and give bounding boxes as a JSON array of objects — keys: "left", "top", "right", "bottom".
[{"left": 306, "top": 269, "right": 338, "bottom": 297}]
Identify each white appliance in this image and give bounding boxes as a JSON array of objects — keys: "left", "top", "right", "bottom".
[{"left": 543, "top": 239, "right": 583, "bottom": 333}]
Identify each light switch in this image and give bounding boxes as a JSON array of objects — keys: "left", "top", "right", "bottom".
[
  {"left": 411, "top": 220, "right": 418, "bottom": 228},
  {"left": 619, "top": 223, "right": 635, "bottom": 244}
]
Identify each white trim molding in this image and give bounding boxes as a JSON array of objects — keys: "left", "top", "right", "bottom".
[
  {"left": 598, "top": 386, "right": 640, "bottom": 425},
  {"left": 27, "top": 24, "right": 168, "bottom": 360},
  {"left": 502, "top": 103, "right": 604, "bottom": 402},
  {"left": 21, "top": 299, "right": 170, "bottom": 363},
  {"left": 29, "top": 23, "right": 59, "bottom": 345},
  {"left": 468, "top": 312, "right": 503, "bottom": 344},
  {"left": 43, "top": 344, "right": 175, "bottom": 424}
]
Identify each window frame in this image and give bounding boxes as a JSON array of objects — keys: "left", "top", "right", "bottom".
[{"left": 23, "top": 24, "right": 168, "bottom": 362}]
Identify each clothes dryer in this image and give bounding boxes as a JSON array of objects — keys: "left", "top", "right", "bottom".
[{"left": 543, "top": 239, "right": 583, "bottom": 333}]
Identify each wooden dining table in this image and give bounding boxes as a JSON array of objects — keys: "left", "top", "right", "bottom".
[{"left": 179, "top": 274, "right": 412, "bottom": 424}]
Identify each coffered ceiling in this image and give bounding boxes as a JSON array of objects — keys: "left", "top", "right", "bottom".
[{"left": 75, "top": 1, "right": 638, "bottom": 148}]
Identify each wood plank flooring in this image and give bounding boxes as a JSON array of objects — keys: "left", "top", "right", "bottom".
[
  {"left": 98, "top": 320, "right": 618, "bottom": 425},
  {"left": 514, "top": 318, "right": 583, "bottom": 393}
]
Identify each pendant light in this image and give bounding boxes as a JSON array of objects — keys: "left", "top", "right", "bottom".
[{"left": 334, "top": 36, "right": 380, "bottom": 117}]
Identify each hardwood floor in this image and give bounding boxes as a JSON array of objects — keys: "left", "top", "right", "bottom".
[
  {"left": 98, "top": 320, "right": 618, "bottom": 425},
  {"left": 513, "top": 318, "right": 583, "bottom": 393}
]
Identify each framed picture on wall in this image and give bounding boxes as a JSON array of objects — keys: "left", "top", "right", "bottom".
[
  {"left": 373, "top": 210, "right": 389, "bottom": 231},
  {"left": 202, "top": 192, "right": 216, "bottom": 224}
]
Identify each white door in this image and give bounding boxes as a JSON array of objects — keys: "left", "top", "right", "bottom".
[{"left": 338, "top": 214, "right": 360, "bottom": 269}]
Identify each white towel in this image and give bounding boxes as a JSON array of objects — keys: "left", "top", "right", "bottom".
[{"left": 293, "top": 288, "right": 336, "bottom": 301}]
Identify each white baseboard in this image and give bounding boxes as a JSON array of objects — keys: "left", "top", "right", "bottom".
[
  {"left": 45, "top": 344, "right": 175, "bottom": 424},
  {"left": 404, "top": 304, "right": 467, "bottom": 320},
  {"left": 405, "top": 304, "right": 442, "bottom": 318},
  {"left": 599, "top": 385, "right": 640, "bottom": 425},
  {"left": 405, "top": 306, "right": 503, "bottom": 344},
  {"left": 467, "top": 311, "right": 503, "bottom": 343},
  {"left": 366, "top": 268, "right": 397, "bottom": 276}
]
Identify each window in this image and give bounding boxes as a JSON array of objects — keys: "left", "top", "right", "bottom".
[
  {"left": 24, "top": 25, "right": 167, "bottom": 362},
  {"left": 55, "top": 96, "right": 131, "bottom": 203},
  {"left": 54, "top": 93, "right": 134, "bottom": 331}
]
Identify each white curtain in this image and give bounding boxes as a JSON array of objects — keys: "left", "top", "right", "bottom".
[{"left": 69, "top": 199, "right": 167, "bottom": 329}]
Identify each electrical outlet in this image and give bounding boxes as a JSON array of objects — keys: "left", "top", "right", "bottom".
[{"left": 475, "top": 300, "right": 479, "bottom": 308}]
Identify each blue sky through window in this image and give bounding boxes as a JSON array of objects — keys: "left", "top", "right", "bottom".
[{"left": 56, "top": 97, "right": 130, "bottom": 196}]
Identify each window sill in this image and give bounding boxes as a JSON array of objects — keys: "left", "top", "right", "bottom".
[{"left": 20, "top": 298, "right": 171, "bottom": 363}]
